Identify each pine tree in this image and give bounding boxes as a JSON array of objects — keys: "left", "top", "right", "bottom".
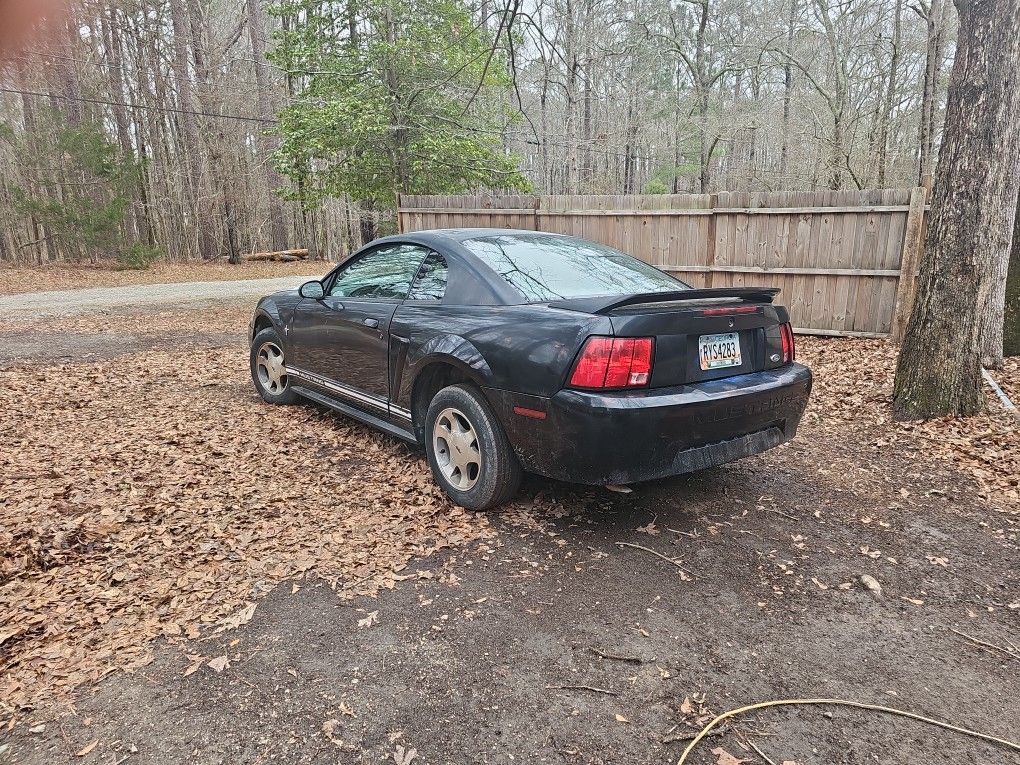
[{"left": 268, "top": 0, "right": 528, "bottom": 209}]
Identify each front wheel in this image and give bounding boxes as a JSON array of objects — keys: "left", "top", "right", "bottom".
[
  {"left": 425, "top": 384, "right": 522, "bottom": 511},
  {"left": 250, "top": 327, "right": 299, "bottom": 405}
]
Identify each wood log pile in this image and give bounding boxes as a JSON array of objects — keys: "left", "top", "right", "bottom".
[
  {"left": 243, "top": 248, "right": 310, "bottom": 262},
  {"left": 227, "top": 248, "right": 310, "bottom": 263}
]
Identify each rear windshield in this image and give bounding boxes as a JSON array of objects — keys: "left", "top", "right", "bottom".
[{"left": 461, "top": 233, "right": 689, "bottom": 301}]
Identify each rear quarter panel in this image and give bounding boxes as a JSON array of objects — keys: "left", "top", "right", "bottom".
[{"left": 392, "top": 304, "right": 608, "bottom": 404}]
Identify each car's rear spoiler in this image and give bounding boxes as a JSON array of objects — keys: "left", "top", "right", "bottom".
[{"left": 548, "top": 287, "right": 781, "bottom": 315}]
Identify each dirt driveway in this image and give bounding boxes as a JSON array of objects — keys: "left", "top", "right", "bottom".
[
  {"left": 0, "top": 276, "right": 306, "bottom": 319},
  {"left": 1, "top": 289, "right": 1017, "bottom": 765}
]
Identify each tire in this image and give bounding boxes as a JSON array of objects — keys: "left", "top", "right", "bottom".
[
  {"left": 425, "top": 384, "right": 522, "bottom": 511},
  {"left": 250, "top": 327, "right": 299, "bottom": 405}
]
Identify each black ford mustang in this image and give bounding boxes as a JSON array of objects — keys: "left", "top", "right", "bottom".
[{"left": 249, "top": 229, "right": 812, "bottom": 510}]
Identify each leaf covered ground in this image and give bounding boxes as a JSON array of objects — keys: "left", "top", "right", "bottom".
[
  {"left": 0, "top": 304, "right": 1017, "bottom": 764},
  {"left": 0, "top": 316, "right": 492, "bottom": 721}
]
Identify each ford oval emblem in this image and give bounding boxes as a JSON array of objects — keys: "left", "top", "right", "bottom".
[{"left": 728, "top": 318, "right": 735, "bottom": 328}]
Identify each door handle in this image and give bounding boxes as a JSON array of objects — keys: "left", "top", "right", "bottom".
[{"left": 363, "top": 318, "right": 380, "bottom": 329}]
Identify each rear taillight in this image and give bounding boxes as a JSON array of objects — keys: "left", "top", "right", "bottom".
[
  {"left": 569, "top": 337, "right": 653, "bottom": 389},
  {"left": 780, "top": 323, "right": 795, "bottom": 363}
]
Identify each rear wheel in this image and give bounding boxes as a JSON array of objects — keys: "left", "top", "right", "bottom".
[
  {"left": 250, "top": 327, "right": 299, "bottom": 405},
  {"left": 425, "top": 384, "right": 521, "bottom": 511}
]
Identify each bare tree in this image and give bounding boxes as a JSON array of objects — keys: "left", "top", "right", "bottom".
[
  {"left": 169, "top": 0, "right": 217, "bottom": 260},
  {"left": 915, "top": 0, "right": 948, "bottom": 185},
  {"left": 246, "top": 0, "right": 288, "bottom": 252}
]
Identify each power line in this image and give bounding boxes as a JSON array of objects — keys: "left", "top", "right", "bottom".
[
  {"left": 14, "top": 48, "right": 268, "bottom": 92},
  {"left": 0, "top": 87, "right": 672, "bottom": 163},
  {"left": 0, "top": 86, "right": 275, "bottom": 124}
]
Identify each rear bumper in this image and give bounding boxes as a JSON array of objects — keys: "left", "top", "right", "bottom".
[{"left": 485, "top": 363, "right": 812, "bottom": 485}]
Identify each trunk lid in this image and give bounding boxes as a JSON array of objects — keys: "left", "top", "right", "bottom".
[{"left": 578, "top": 290, "right": 791, "bottom": 388}]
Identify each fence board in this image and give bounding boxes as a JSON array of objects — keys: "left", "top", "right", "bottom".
[{"left": 398, "top": 189, "right": 926, "bottom": 337}]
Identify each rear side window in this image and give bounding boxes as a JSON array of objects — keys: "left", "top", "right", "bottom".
[
  {"left": 406, "top": 252, "right": 448, "bottom": 301},
  {"left": 461, "top": 233, "right": 688, "bottom": 301},
  {"left": 328, "top": 244, "right": 429, "bottom": 300}
]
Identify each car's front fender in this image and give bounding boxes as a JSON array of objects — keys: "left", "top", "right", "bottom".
[{"left": 249, "top": 292, "right": 300, "bottom": 348}]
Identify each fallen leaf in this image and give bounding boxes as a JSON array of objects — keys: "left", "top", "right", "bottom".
[
  {"left": 183, "top": 657, "right": 205, "bottom": 677},
  {"left": 636, "top": 522, "right": 660, "bottom": 535},
  {"left": 0, "top": 628, "right": 20, "bottom": 647},
  {"left": 207, "top": 655, "right": 229, "bottom": 673},
  {"left": 711, "top": 746, "right": 748, "bottom": 765},
  {"left": 76, "top": 739, "right": 99, "bottom": 757},
  {"left": 358, "top": 610, "right": 379, "bottom": 628},
  {"left": 322, "top": 719, "right": 340, "bottom": 736},
  {"left": 393, "top": 745, "right": 418, "bottom": 765},
  {"left": 614, "top": 713, "right": 631, "bottom": 723},
  {"left": 218, "top": 602, "right": 257, "bottom": 632},
  {"left": 859, "top": 574, "right": 882, "bottom": 597}
]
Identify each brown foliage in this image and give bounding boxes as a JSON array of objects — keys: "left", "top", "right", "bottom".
[{"left": 0, "top": 342, "right": 491, "bottom": 722}]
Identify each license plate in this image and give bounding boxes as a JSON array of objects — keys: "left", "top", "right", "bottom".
[{"left": 699, "top": 332, "right": 742, "bottom": 370}]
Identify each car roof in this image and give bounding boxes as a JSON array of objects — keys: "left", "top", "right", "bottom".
[{"left": 421, "top": 228, "right": 568, "bottom": 242}]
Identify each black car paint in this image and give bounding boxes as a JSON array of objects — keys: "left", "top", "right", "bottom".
[{"left": 251, "top": 229, "right": 812, "bottom": 485}]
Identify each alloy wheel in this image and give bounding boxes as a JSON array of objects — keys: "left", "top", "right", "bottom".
[
  {"left": 433, "top": 407, "right": 481, "bottom": 491},
  {"left": 256, "top": 341, "right": 288, "bottom": 396}
]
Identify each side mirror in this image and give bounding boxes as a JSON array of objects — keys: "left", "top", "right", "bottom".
[{"left": 299, "top": 280, "right": 324, "bottom": 299}]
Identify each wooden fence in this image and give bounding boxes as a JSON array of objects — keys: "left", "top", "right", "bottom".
[{"left": 398, "top": 189, "right": 929, "bottom": 338}]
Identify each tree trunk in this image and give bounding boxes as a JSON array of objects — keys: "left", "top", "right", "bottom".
[
  {"left": 877, "top": 0, "right": 902, "bottom": 188},
  {"left": 893, "top": 0, "right": 1020, "bottom": 419},
  {"left": 246, "top": 0, "right": 289, "bottom": 252},
  {"left": 56, "top": 15, "right": 84, "bottom": 125},
  {"left": 225, "top": 198, "right": 241, "bottom": 265},
  {"left": 779, "top": 0, "right": 797, "bottom": 183},
  {"left": 694, "top": 0, "right": 711, "bottom": 193},
  {"left": 917, "top": 0, "right": 946, "bottom": 185},
  {"left": 169, "top": 0, "right": 217, "bottom": 260},
  {"left": 102, "top": 7, "right": 145, "bottom": 243},
  {"left": 1006, "top": 191, "right": 1020, "bottom": 357}
]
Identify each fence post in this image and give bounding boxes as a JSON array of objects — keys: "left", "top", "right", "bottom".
[
  {"left": 892, "top": 185, "right": 928, "bottom": 342},
  {"left": 704, "top": 193, "right": 719, "bottom": 288}
]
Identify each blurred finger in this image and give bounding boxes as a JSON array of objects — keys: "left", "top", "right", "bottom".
[{"left": 0, "top": 0, "right": 70, "bottom": 61}]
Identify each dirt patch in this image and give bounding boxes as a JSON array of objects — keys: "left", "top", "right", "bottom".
[
  {"left": 1, "top": 306, "right": 1018, "bottom": 765},
  {"left": 0, "top": 262, "right": 329, "bottom": 296},
  {"left": 0, "top": 304, "right": 254, "bottom": 363}
]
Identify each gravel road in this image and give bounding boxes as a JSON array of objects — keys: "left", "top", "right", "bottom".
[{"left": 0, "top": 276, "right": 303, "bottom": 318}]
